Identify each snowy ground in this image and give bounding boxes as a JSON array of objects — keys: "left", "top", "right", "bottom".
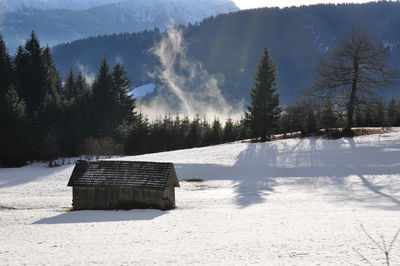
[{"left": 1, "top": 129, "right": 400, "bottom": 265}]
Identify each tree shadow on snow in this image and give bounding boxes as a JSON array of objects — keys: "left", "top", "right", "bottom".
[
  {"left": 176, "top": 143, "right": 280, "bottom": 208},
  {"left": 33, "top": 209, "right": 166, "bottom": 224},
  {"left": 175, "top": 134, "right": 400, "bottom": 210},
  {"left": 0, "top": 164, "right": 72, "bottom": 189}
]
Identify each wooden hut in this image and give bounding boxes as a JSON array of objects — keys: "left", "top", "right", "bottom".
[{"left": 67, "top": 160, "right": 180, "bottom": 210}]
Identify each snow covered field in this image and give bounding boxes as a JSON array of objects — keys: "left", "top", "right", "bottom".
[{"left": 1, "top": 129, "right": 400, "bottom": 265}]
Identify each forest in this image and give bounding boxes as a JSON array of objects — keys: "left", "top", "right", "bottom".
[
  {"left": 52, "top": 1, "right": 400, "bottom": 105},
  {"left": 1, "top": 28, "right": 400, "bottom": 167}
]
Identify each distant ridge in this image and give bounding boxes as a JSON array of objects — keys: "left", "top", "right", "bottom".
[
  {"left": 0, "top": 0, "right": 123, "bottom": 12},
  {"left": 52, "top": 2, "right": 400, "bottom": 105},
  {"left": 0, "top": 0, "right": 239, "bottom": 52}
]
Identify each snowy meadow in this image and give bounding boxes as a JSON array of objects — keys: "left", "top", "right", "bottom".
[{"left": 1, "top": 129, "right": 400, "bottom": 265}]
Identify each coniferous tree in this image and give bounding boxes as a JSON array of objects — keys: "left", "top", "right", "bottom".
[
  {"left": 246, "top": 47, "right": 280, "bottom": 141},
  {"left": 388, "top": 98, "right": 400, "bottom": 126},
  {"left": 237, "top": 118, "right": 250, "bottom": 140},
  {"left": 61, "top": 71, "right": 91, "bottom": 156},
  {"left": 0, "top": 86, "right": 28, "bottom": 166},
  {"left": 170, "top": 115, "right": 184, "bottom": 149},
  {"left": 187, "top": 116, "right": 201, "bottom": 147},
  {"left": 125, "top": 112, "right": 149, "bottom": 154},
  {"left": 355, "top": 108, "right": 365, "bottom": 127},
  {"left": 0, "top": 35, "right": 16, "bottom": 165},
  {"left": 90, "top": 58, "right": 115, "bottom": 137},
  {"left": 38, "top": 47, "right": 64, "bottom": 160},
  {"left": 179, "top": 116, "right": 191, "bottom": 148},
  {"left": 112, "top": 63, "right": 136, "bottom": 123},
  {"left": 74, "top": 72, "right": 92, "bottom": 140},
  {"left": 373, "top": 100, "right": 387, "bottom": 127},
  {"left": 223, "top": 118, "right": 236, "bottom": 142},
  {"left": 14, "top": 32, "right": 46, "bottom": 114},
  {"left": 201, "top": 119, "right": 212, "bottom": 146},
  {"left": 210, "top": 119, "right": 223, "bottom": 145},
  {"left": 13, "top": 32, "right": 64, "bottom": 161},
  {"left": 0, "top": 35, "right": 14, "bottom": 106},
  {"left": 63, "top": 70, "right": 76, "bottom": 103}
]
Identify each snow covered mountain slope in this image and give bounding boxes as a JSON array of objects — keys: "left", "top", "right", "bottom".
[
  {"left": 0, "top": 0, "right": 122, "bottom": 12},
  {"left": 1, "top": 129, "right": 400, "bottom": 264},
  {"left": 0, "top": 0, "right": 239, "bottom": 52}
]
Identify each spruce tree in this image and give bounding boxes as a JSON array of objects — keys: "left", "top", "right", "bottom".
[
  {"left": 179, "top": 116, "right": 191, "bottom": 148},
  {"left": 373, "top": 100, "right": 387, "bottom": 127},
  {"left": 246, "top": 47, "right": 280, "bottom": 141},
  {"left": 13, "top": 32, "right": 64, "bottom": 160},
  {"left": 0, "top": 35, "right": 14, "bottom": 106},
  {"left": 0, "top": 86, "right": 28, "bottom": 166},
  {"left": 186, "top": 116, "right": 201, "bottom": 147},
  {"left": 0, "top": 35, "right": 15, "bottom": 164},
  {"left": 74, "top": 72, "right": 91, "bottom": 138},
  {"left": 63, "top": 70, "right": 76, "bottom": 103},
  {"left": 201, "top": 119, "right": 212, "bottom": 146},
  {"left": 388, "top": 98, "right": 400, "bottom": 126},
  {"left": 111, "top": 63, "right": 136, "bottom": 122},
  {"left": 90, "top": 58, "right": 115, "bottom": 137},
  {"left": 223, "top": 118, "right": 236, "bottom": 142},
  {"left": 210, "top": 119, "right": 222, "bottom": 145},
  {"left": 130, "top": 112, "right": 150, "bottom": 154},
  {"left": 14, "top": 32, "right": 46, "bottom": 114}
]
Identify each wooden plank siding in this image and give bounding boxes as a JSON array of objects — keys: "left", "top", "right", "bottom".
[
  {"left": 72, "top": 186, "right": 175, "bottom": 210},
  {"left": 68, "top": 161, "right": 179, "bottom": 211}
]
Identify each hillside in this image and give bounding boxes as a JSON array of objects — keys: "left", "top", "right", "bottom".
[
  {"left": 0, "top": 0, "right": 238, "bottom": 52},
  {"left": 0, "top": 0, "right": 122, "bottom": 12},
  {"left": 1, "top": 129, "right": 400, "bottom": 264},
  {"left": 52, "top": 2, "right": 400, "bottom": 105}
]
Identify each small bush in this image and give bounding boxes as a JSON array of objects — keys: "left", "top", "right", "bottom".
[{"left": 82, "top": 137, "right": 124, "bottom": 160}]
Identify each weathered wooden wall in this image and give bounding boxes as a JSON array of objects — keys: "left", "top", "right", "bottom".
[{"left": 72, "top": 186, "right": 175, "bottom": 210}]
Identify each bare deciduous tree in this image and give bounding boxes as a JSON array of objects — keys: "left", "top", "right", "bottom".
[{"left": 312, "top": 27, "right": 399, "bottom": 135}]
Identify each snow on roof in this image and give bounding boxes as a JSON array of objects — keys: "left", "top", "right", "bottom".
[{"left": 67, "top": 160, "right": 179, "bottom": 190}]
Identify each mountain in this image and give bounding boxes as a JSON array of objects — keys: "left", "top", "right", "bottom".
[
  {"left": 52, "top": 2, "right": 400, "bottom": 105},
  {"left": 0, "top": 0, "right": 239, "bottom": 52},
  {"left": 0, "top": 0, "right": 122, "bottom": 12}
]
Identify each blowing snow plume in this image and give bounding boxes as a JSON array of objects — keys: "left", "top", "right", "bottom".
[{"left": 140, "top": 27, "right": 243, "bottom": 121}]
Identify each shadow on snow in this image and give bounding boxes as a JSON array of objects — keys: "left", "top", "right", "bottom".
[
  {"left": 0, "top": 164, "right": 72, "bottom": 189},
  {"left": 175, "top": 135, "right": 400, "bottom": 209},
  {"left": 33, "top": 209, "right": 166, "bottom": 224}
]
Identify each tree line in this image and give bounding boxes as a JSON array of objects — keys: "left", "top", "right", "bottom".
[
  {"left": 245, "top": 27, "right": 399, "bottom": 140},
  {"left": 1, "top": 28, "right": 400, "bottom": 167},
  {"left": 0, "top": 32, "right": 251, "bottom": 167}
]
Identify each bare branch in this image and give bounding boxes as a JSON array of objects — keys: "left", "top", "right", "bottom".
[
  {"left": 388, "top": 227, "right": 400, "bottom": 253},
  {"left": 353, "top": 247, "right": 374, "bottom": 266},
  {"left": 361, "top": 224, "right": 385, "bottom": 253}
]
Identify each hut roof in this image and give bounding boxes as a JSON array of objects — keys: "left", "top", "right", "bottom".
[{"left": 67, "top": 160, "right": 179, "bottom": 190}]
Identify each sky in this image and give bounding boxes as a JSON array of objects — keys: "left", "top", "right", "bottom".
[{"left": 232, "top": 0, "right": 378, "bottom": 9}]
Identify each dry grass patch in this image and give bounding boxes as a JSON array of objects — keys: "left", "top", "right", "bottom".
[
  {"left": 352, "top": 128, "right": 388, "bottom": 136},
  {"left": 59, "top": 207, "right": 73, "bottom": 212},
  {"left": 185, "top": 179, "right": 204, "bottom": 182},
  {"left": 242, "top": 133, "right": 301, "bottom": 143},
  {"left": 0, "top": 206, "right": 16, "bottom": 210}
]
